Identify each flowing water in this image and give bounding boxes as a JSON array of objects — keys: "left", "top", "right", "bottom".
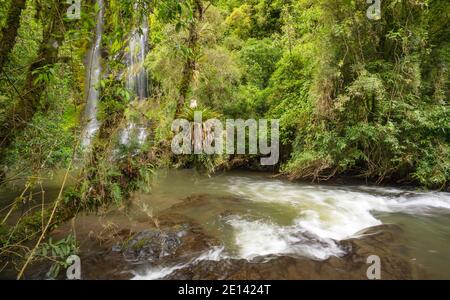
[
  {"left": 1, "top": 170, "right": 449, "bottom": 279},
  {"left": 120, "top": 17, "right": 150, "bottom": 146},
  {"left": 81, "top": 0, "right": 104, "bottom": 148},
  {"left": 129, "top": 170, "right": 450, "bottom": 279},
  {"left": 127, "top": 18, "right": 149, "bottom": 100}
]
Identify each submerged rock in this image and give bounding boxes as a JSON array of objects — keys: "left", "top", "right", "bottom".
[
  {"left": 163, "top": 224, "right": 426, "bottom": 280},
  {"left": 75, "top": 213, "right": 219, "bottom": 279},
  {"left": 120, "top": 229, "right": 182, "bottom": 262},
  {"left": 23, "top": 196, "right": 428, "bottom": 279}
]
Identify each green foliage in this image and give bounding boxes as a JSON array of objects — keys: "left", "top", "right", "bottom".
[
  {"left": 0, "top": 0, "right": 10, "bottom": 32},
  {"left": 142, "top": 0, "right": 448, "bottom": 187},
  {"left": 5, "top": 112, "right": 75, "bottom": 174},
  {"left": 225, "top": 0, "right": 283, "bottom": 39},
  {"left": 36, "top": 234, "right": 78, "bottom": 279},
  {"left": 179, "top": 105, "right": 221, "bottom": 121},
  {"left": 195, "top": 46, "right": 241, "bottom": 109},
  {"left": 225, "top": 4, "right": 252, "bottom": 38},
  {"left": 239, "top": 38, "right": 282, "bottom": 89},
  {"left": 98, "top": 75, "right": 131, "bottom": 124},
  {"left": 0, "top": 0, "right": 448, "bottom": 280},
  {"left": 276, "top": 0, "right": 449, "bottom": 187},
  {"left": 1, "top": 0, "right": 448, "bottom": 205},
  {"left": 32, "top": 65, "right": 56, "bottom": 86},
  {"left": 0, "top": 2, "right": 42, "bottom": 121}
]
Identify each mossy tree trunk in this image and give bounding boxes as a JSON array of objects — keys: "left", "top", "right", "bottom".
[
  {"left": 176, "top": 0, "right": 204, "bottom": 115},
  {"left": 0, "top": 1, "right": 68, "bottom": 181},
  {"left": 0, "top": 0, "right": 27, "bottom": 76}
]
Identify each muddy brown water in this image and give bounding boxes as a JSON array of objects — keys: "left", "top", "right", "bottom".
[{"left": 1, "top": 169, "right": 449, "bottom": 279}]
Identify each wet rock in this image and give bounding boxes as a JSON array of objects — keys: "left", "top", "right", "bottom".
[
  {"left": 111, "top": 245, "right": 122, "bottom": 252},
  {"left": 119, "top": 229, "right": 182, "bottom": 262},
  {"left": 155, "top": 213, "right": 220, "bottom": 254},
  {"left": 164, "top": 224, "right": 427, "bottom": 280},
  {"left": 335, "top": 224, "right": 426, "bottom": 279},
  {"left": 24, "top": 201, "right": 429, "bottom": 280},
  {"left": 34, "top": 211, "right": 218, "bottom": 279}
]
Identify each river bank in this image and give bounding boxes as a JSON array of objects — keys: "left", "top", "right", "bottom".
[{"left": 1, "top": 169, "right": 448, "bottom": 279}]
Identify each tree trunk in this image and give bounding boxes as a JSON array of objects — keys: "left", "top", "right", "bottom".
[
  {"left": 176, "top": 0, "right": 204, "bottom": 115},
  {"left": 0, "top": 0, "right": 27, "bottom": 75},
  {"left": 0, "top": 1, "right": 67, "bottom": 182}
]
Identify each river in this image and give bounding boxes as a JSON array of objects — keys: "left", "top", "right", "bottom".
[{"left": 1, "top": 169, "right": 449, "bottom": 279}]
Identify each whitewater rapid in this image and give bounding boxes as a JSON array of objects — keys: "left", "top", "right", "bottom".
[
  {"left": 133, "top": 173, "right": 450, "bottom": 279},
  {"left": 225, "top": 177, "right": 450, "bottom": 259}
]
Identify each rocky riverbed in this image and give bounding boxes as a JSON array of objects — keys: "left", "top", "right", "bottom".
[
  {"left": 22, "top": 194, "right": 427, "bottom": 280},
  {"left": 12, "top": 169, "right": 450, "bottom": 280}
]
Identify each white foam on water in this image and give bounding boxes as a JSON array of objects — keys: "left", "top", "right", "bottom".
[
  {"left": 193, "top": 246, "right": 226, "bottom": 262},
  {"left": 227, "top": 217, "right": 344, "bottom": 260},
  {"left": 132, "top": 246, "right": 225, "bottom": 280},
  {"left": 132, "top": 264, "right": 187, "bottom": 280},
  {"left": 224, "top": 177, "right": 450, "bottom": 258},
  {"left": 133, "top": 174, "right": 450, "bottom": 279},
  {"left": 385, "top": 192, "right": 450, "bottom": 214}
]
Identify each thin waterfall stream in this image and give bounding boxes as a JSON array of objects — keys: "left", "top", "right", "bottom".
[
  {"left": 0, "top": 0, "right": 448, "bottom": 283},
  {"left": 120, "top": 17, "right": 150, "bottom": 146},
  {"left": 81, "top": 0, "right": 104, "bottom": 148}
]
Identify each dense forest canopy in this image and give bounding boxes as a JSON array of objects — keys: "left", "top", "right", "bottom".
[{"left": 0, "top": 0, "right": 448, "bottom": 190}]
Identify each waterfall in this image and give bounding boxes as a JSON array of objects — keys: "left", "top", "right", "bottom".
[
  {"left": 81, "top": 0, "right": 104, "bottom": 148},
  {"left": 120, "top": 17, "right": 150, "bottom": 146},
  {"left": 127, "top": 18, "right": 149, "bottom": 100}
]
